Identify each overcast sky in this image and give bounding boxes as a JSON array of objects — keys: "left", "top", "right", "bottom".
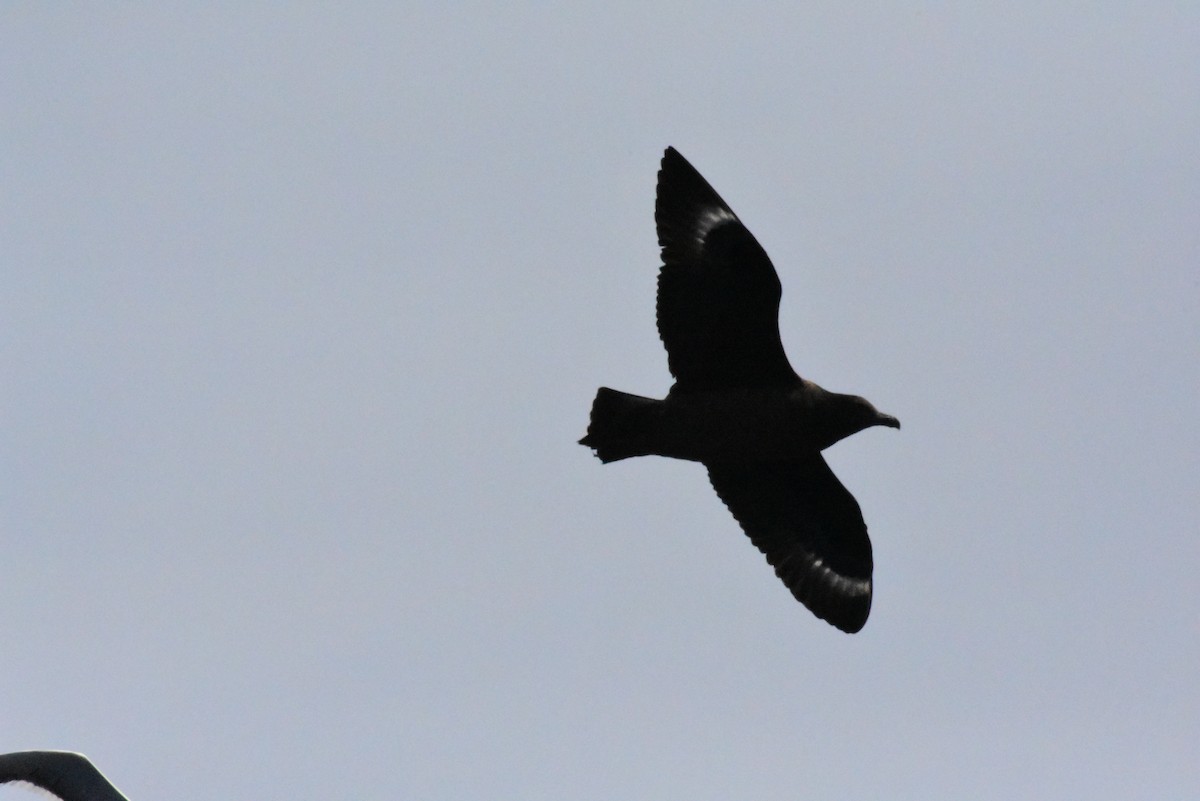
[{"left": 3, "top": 5, "right": 1198, "bottom": 800}]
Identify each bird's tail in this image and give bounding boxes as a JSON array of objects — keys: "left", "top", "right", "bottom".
[{"left": 579, "top": 387, "right": 662, "bottom": 463}]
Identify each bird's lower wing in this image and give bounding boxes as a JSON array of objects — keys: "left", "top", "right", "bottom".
[{"left": 706, "top": 456, "right": 874, "bottom": 633}]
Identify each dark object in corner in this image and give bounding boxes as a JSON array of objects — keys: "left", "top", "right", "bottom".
[{"left": 0, "top": 750, "right": 130, "bottom": 801}]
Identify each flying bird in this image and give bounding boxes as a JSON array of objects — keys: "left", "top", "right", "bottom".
[
  {"left": 580, "top": 147, "right": 900, "bottom": 633},
  {"left": 0, "top": 751, "right": 129, "bottom": 801}
]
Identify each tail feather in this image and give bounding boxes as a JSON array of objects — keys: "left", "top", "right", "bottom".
[{"left": 579, "top": 387, "right": 661, "bottom": 463}]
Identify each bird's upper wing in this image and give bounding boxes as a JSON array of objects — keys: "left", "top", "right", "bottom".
[
  {"left": 706, "top": 455, "right": 873, "bottom": 632},
  {"left": 0, "top": 751, "right": 130, "bottom": 801},
  {"left": 655, "top": 147, "right": 798, "bottom": 390}
]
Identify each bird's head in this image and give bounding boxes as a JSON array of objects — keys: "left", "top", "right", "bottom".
[{"left": 821, "top": 393, "right": 900, "bottom": 449}]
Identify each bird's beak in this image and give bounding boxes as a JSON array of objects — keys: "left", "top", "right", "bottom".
[{"left": 878, "top": 413, "right": 901, "bottom": 430}]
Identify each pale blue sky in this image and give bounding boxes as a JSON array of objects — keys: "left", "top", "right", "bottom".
[{"left": 3, "top": 5, "right": 1198, "bottom": 799}]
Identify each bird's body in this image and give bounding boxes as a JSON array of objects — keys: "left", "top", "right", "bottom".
[
  {"left": 581, "top": 147, "right": 899, "bottom": 633},
  {"left": 587, "top": 383, "right": 886, "bottom": 463},
  {"left": 0, "top": 751, "right": 129, "bottom": 801}
]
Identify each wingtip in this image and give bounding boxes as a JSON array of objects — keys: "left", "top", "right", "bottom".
[
  {"left": 790, "top": 575, "right": 872, "bottom": 634},
  {"left": 659, "top": 146, "right": 698, "bottom": 180},
  {"left": 801, "top": 581, "right": 871, "bottom": 634},
  {"left": 832, "top": 618, "right": 868, "bottom": 634},
  {"left": 659, "top": 146, "right": 679, "bottom": 177},
  {"left": 826, "top": 600, "right": 871, "bottom": 633}
]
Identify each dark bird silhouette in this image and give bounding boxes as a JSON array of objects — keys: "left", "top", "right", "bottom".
[
  {"left": 0, "top": 751, "right": 129, "bottom": 801},
  {"left": 580, "top": 147, "right": 900, "bottom": 633}
]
